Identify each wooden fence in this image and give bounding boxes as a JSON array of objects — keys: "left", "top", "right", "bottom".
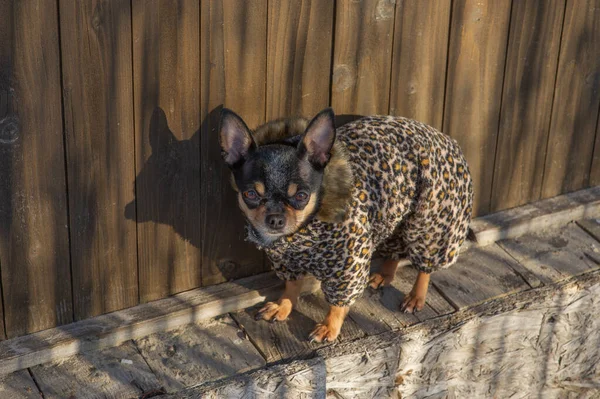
[{"left": 0, "top": 0, "right": 599, "bottom": 339}]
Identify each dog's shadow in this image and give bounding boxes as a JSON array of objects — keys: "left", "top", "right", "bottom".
[{"left": 125, "top": 106, "right": 364, "bottom": 283}]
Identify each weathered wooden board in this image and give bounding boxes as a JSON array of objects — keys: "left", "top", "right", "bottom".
[
  {"left": 132, "top": 0, "right": 202, "bottom": 302},
  {"left": 176, "top": 269, "right": 600, "bottom": 399},
  {"left": 397, "top": 278, "right": 600, "bottom": 398},
  {"left": 232, "top": 292, "right": 364, "bottom": 363},
  {"left": 443, "top": 0, "right": 512, "bottom": 215},
  {"left": 0, "top": 272, "right": 284, "bottom": 376},
  {"left": 200, "top": 0, "right": 267, "bottom": 286},
  {"left": 492, "top": 0, "right": 566, "bottom": 211},
  {"left": 173, "top": 358, "right": 326, "bottom": 399},
  {"left": 431, "top": 244, "right": 530, "bottom": 309},
  {"left": 266, "top": 0, "right": 334, "bottom": 119},
  {"left": 30, "top": 341, "right": 161, "bottom": 399},
  {"left": 0, "top": 370, "right": 40, "bottom": 399},
  {"left": 577, "top": 218, "right": 600, "bottom": 242},
  {"left": 331, "top": 0, "right": 396, "bottom": 114},
  {"left": 498, "top": 223, "right": 600, "bottom": 285},
  {"left": 592, "top": 117, "right": 600, "bottom": 186},
  {"left": 59, "top": 0, "right": 138, "bottom": 320},
  {"left": 542, "top": 0, "right": 600, "bottom": 198},
  {"left": 471, "top": 186, "right": 600, "bottom": 246},
  {"left": 0, "top": 0, "right": 73, "bottom": 338},
  {"left": 349, "top": 288, "right": 405, "bottom": 335},
  {"left": 389, "top": 0, "right": 451, "bottom": 129},
  {"left": 134, "top": 316, "right": 265, "bottom": 393},
  {"left": 321, "top": 338, "right": 401, "bottom": 398}
]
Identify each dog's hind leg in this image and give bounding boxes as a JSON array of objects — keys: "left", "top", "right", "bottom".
[
  {"left": 369, "top": 259, "right": 399, "bottom": 289},
  {"left": 255, "top": 278, "right": 303, "bottom": 322}
]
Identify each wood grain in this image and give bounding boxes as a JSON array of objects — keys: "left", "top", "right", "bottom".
[
  {"left": 266, "top": 0, "right": 334, "bottom": 119},
  {"left": 0, "top": 0, "right": 73, "bottom": 338},
  {"left": 443, "top": 0, "right": 512, "bottom": 215},
  {"left": 431, "top": 244, "right": 530, "bottom": 309},
  {"left": 30, "top": 341, "right": 161, "bottom": 399},
  {"left": 0, "top": 370, "right": 40, "bottom": 399},
  {"left": 200, "top": 0, "right": 267, "bottom": 286},
  {"left": 592, "top": 113, "right": 600, "bottom": 186},
  {"left": 577, "top": 218, "right": 600, "bottom": 242},
  {"left": 498, "top": 223, "right": 600, "bottom": 285},
  {"left": 331, "top": 0, "right": 396, "bottom": 114},
  {"left": 542, "top": 0, "right": 600, "bottom": 198},
  {"left": 59, "top": 0, "right": 138, "bottom": 320},
  {"left": 134, "top": 316, "right": 265, "bottom": 393},
  {"left": 231, "top": 292, "right": 364, "bottom": 363},
  {"left": 389, "top": 0, "right": 451, "bottom": 129},
  {"left": 132, "top": 0, "right": 201, "bottom": 302},
  {"left": 492, "top": 0, "right": 566, "bottom": 211}
]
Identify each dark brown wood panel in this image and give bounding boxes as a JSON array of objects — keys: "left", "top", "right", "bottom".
[
  {"left": 0, "top": 0, "right": 73, "bottom": 338},
  {"left": 389, "top": 0, "right": 451, "bottom": 130},
  {"left": 331, "top": 0, "right": 396, "bottom": 115},
  {"left": 443, "top": 0, "right": 512, "bottom": 216},
  {"left": 266, "top": 0, "right": 334, "bottom": 119},
  {"left": 0, "top": 261, "right": 4, "bottom": 340},
  {"left": 542, "top": 0, "right": 600, "bottom": 198},
  {"left": 200, "top": 0, "right": 267, "bottom": 286},
  {"left": 133, "top": 0, "right": 201, "bottom": 302},
  {"left": 59, "top": 0, "right": 138, "bottom": 320},
  {"left": 491, "top": 0, "right": 566, "bottom": 212}
]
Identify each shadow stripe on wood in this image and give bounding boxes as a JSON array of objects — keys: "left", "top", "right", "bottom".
[
  {"left": 491, "top": 0, "right": 566, "bottom": 211},
  {"left": 541, "top": 0, "right": 600, "bottom": 198}
]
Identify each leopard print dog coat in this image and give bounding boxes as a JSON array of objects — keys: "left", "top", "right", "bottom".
[{"left": 250, "top": 116, "right": 473, "bottom": 307}]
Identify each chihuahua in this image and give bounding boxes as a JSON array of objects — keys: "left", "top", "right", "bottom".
[{"left": 219, "top": 108, "right": 473, "bottom": 342}]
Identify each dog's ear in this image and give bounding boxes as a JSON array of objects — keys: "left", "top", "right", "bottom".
[
  {"left": 150, "top": 107, "right": 177, "bottom": 151},
  {"left": 219, "top": 108, "right": 256, "bottom": 167},
  {"left": 298, "top": 108, "right": 336, "bottom": 168}
]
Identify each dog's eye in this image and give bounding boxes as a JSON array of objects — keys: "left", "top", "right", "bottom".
[
  {"left": 244, "top": 190, "right": 258, "bottom": 200},
  {"left": 295, "top": 192, "right": 309, "bottom": 202}
]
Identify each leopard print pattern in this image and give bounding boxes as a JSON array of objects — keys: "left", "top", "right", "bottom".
[{"left": 258, "top": 116, "right": 473, "bottom": 307}]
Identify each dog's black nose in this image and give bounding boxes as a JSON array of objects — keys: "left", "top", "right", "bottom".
[{"left": 266, "top": 214, "right": 285, "bottom": 230}]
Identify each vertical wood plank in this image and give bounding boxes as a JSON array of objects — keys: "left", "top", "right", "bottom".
[
  {"left": 491, "top": 0, "right": 566, "bottom": 211},
  {"left": 200, "top": 0, "right": 268, "bottom": 286},
  {"left": 133, "top": 0, "right": 201, "bottom": 302},
  {"left": 389, "top": 0, "right": 451, "bottom": 130},
  {"left": 541, "top": 0, "right": 600, "bottom": 198},
  {"left": 0, "top": 261, "right": 4, "bottom": 340},
  {"left": 59, "top": 0, "right": 138, "bottom": 320},
  {"left": 331, "top": 0, "right": 396, "bottom": 115},
  {"left": 0, "top": 0, "right": 73, "bottom": 337},
  {"left": 443, "top": 0, "right": 512, "bottom": 216},
  {"left": 592, "top": 110, "right": 600, "bottom": 186},
  {"left": 266, "top": 0, "right": 334, "bottom": 119}
]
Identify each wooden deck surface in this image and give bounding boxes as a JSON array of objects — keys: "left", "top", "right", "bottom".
[{"left": 1, "top": 218, "right": 600, "bottom": 398}]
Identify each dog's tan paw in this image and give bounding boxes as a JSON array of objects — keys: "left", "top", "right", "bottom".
[
  {"left": 369, "top": 272, "right": 394, "bottom": 289},
  {"left": 308, "top": 323, "right": 341, "bottom": 343},
  {"left": 400, "top": 291, "right": 426, "bottom": 314},
  {"left": 255, "top": 301, "right": 292, "bottom": 322}
]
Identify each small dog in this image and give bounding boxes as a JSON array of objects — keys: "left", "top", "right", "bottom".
[{"left": 219, "top": 108, "right": 473, "bottom": 342}]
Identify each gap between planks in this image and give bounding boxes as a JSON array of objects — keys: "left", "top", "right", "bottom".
[{"left": 0, "top": 186, "right": 598, "bottom": 376}]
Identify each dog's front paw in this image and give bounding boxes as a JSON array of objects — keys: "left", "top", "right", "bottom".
[
  {"left": 400, "top": 291, "right": 426, "bottom": 314},
  {"left": 255, "top": 301, "right": 293, "bottom": 322},
  {"left": 308, "top": 322, "right": 341, "bottom": 343}
]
